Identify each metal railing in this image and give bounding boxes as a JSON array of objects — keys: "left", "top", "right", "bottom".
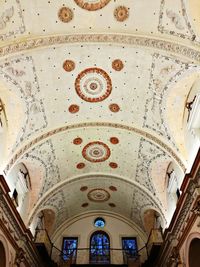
[
  {"left": 34, "top": 229, "right": 53, "bottom": 257},
  {"left": 51, "top": 247, "right": 143, "bottom": 266},
  {"left": 33, "top": 228, "right": 164, "bottom": 266}
]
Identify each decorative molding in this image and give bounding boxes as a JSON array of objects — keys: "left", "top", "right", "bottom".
[
  {"left": 3, "top": 122, "right": 186, "bottom": 175},
  {"left": 0, "top": 34, "right": 200, "bottom": 62}
]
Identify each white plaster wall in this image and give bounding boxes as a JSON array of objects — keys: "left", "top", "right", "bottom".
[{"left": 52, "top": 212, "right": 147, "bottom": 264}]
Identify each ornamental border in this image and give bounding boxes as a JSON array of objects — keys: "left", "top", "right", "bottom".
[{"left": 0, "top": 34, "right": 200, "bottom": 62}]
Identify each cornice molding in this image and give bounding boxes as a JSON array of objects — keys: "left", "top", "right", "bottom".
[
  {"left": 3, "top": 122, "right": 186, "bottom": 175},
  {"left": 0, "top": 33, "right": 200, "bottom": 62}
]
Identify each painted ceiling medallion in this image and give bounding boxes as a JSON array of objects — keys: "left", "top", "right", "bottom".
[
  {"left": 82, "top": 141, "right": 110, "bottom": 162},
  {"left": 114, "top": 6, "right": 129, "bottom": 22},
  {"left": 75, "top": 68, "right": 112, "bottom": 102},
  {"left": 76, "top": 162, "right": 85, "bottom": 169},
  {"left": 109, "top": 162, "right": 118, "bottom": 169},
  {"left": 88, "top": 188, "right": 110, "bottom": 202},
  {"left": 109, "top": 103, "right": 120, "bottom": 112},
  {"left": 73, "top": 137, "right": 83, "bottom": 145},
  {"left": 69, "top": 104, "right": 79, "bottom": 113},
  {"left": 58, "top": 7, "right": 73, "bottom": 23},
  {"left": 82, "top": 203, "right": 89, "bottom": 207},
  {"left": 63, "top": 60, "right": 75, "bottom": 72},
  {"left": 112, "top": 59, "right": 124, "bottom": 71},
  {"left": 110, "top": 137, "right": 119, "bottom": 144},
  {"left": 74, "top": 0, "right": 111, "bottom": 11}
]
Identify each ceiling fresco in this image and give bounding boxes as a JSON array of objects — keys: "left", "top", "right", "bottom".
[{"left": 0, "top": 0, "right": 200, "bottom": 234}]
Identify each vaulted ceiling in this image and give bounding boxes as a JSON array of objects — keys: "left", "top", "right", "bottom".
[{"left": 0, "top": 0, "right": 200, "bottom": 234}]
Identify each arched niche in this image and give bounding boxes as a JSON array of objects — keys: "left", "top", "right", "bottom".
[
  {"left": 189, "top": 238, "right": 200, "bottom": 267},
  {"left": 165, "top": 72, "right": 200, "bottom": 161},
  {"left": 143, "top": 209, "right": 163, "bottom": 235},
  {"left": 32, "top": 208, "right": 56, "bottom": 238}
]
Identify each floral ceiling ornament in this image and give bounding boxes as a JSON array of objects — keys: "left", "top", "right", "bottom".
[
  {"left": 82, "top": 141, "right": 111, "bottom": 162},
  {"left": 63, "top": 60, "right": 75, "bottom": 72},
  {"left": 112, "top": 59, "right": 124, "bottom": 71},
  {"left": 76, "top": 162, "right": 85, "bottom": 169},
  {"left": 68, "top": 104, "right": 79, "bottom": 113},
  {"left": 58, "top": 7, "right": 73, "bottom": 23},
  {"left": 114, "top": 6, "right": 129, "bottom": 22},
  {"left": 75, "top": 67, "right": 112, "bottom": 102},
  {"left": 87, "top": 188, "right": 110, "bottom": 202},
  {"left": 109, "top": 162, "right": 118, "bottom": 169},
  {"left": 109, "top": 103, "right": 120, "bottom": 112},
  {"left": 74, "top": 0, "right": 111, "bottom": 11},
  {"left": 73, "top": 137, "right": 83, "bottom": 145}
]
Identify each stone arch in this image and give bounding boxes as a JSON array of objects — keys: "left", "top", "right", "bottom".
[
  {"left": 185, "top": 232, "right": 200, "bottom": 267},
  {"left": 142, "top": 208, "right": 163, "bottom": 235}
]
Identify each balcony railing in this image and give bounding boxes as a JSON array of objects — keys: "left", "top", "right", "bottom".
[
  {"left": 51, "top": 247, "right": 143, "bottom": 267},
  {"left": 34, "top": 229, "right": 53, "bottom": 256}
]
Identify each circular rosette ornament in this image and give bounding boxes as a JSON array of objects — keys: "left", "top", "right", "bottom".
[
  {"left": 58, "top": 7, "right": 73, "bottom": 23},
  {"left": 75, "top": 68, "right": 112, "bottom": 102},
  {"left": 82, "top": 141, "right": 110, "bottom": 162},
  {"left": 74, "top": 0, "right": 111, "bottom": 11},
  {"left": 88, "top": 188, "right": 110, "bottom": 202}
]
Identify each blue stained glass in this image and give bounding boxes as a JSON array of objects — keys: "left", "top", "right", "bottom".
[
  {"left": 90, "top": 231, "right": 110, "bottom": 263},
  {"left": 94, "top": 217, "right": 105, "bottom": 228},
  {"left": 122, "top": 237, "right": 137, "bottom": 257},
  {"left": 62, "top": 237, "right": 78, "bottom": 261}
]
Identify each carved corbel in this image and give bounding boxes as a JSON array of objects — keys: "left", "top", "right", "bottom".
[
  {"left": 14, "top": 248, "right": 25, "bottom": 266},
  {"left": 192, "top": 199, "right": 200, "bottom": 216}
]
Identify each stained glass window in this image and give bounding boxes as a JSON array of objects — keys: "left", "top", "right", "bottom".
[
  {"left": 62, "top": 237, "right": 78, "bottom": 261},
  {"left": 94, "top": 217, "right": 105, "bottom": 228},
  {"left": 122, "top": 237, "right": 137, "bottom": 257},
  {"left": 90, "top": 231, "right": 110, "bottom": 264}
]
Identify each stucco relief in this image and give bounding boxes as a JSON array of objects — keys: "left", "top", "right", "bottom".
[
  {"left": 0, "top": 0, "right": 25, "bottom": 41},
  {"left": 135, "top": 137, "right": 170, "bottom": 197},
  {"left": 0, "top": 34, "right": 200, "bottom": 62},
  {"left": 0, "top": 56, "right": 47, "bottom": 151}
]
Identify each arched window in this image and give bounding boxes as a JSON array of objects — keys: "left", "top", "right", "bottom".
[
  {"left": 90, "top": 231, "right": 110, "bottom": 264},
  {"left": 94, "top": 217, "right": 105, "bottom": 228}
]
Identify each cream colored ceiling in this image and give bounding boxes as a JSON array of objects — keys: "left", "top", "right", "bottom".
[{"left": 1, "top": 0, "right": 200, "bottom": 234}]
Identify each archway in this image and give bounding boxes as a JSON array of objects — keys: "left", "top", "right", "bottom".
[
  {"left": 90, "top": 231, "right": 110, "bottom": 264},
  {"left": 0, "top": 241, "right": 6, "bottom": 267},
  {"left": 189, "top": 238, "right": 200, "bottom": 267}
]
